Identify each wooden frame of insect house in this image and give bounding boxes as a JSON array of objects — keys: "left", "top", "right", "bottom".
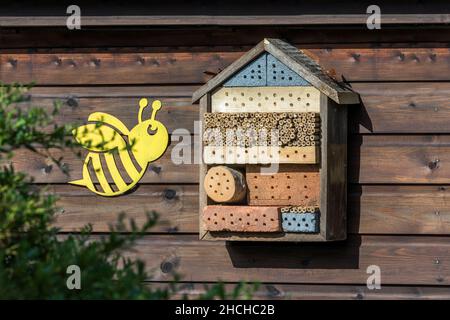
[{"left": 193, "top": 39, "right": 360, "bottom": 242}]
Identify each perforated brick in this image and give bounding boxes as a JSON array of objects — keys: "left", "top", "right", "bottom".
[
  {"left": 281, "top": 212, "right": 320, "bottom": 233},
  {"left": 223, "top": 54, "right": 267, "bottom": 87},
  {"left": 267, "top": 54, "right": 310, "bottom": 86},
  {"left": 223, "top": 53, "right": 311, "bottom": 87},
  {"left": 203, "top": 205, "right": 281, "bottom": 232},
  {"left": 246, "top": 164, "right": 320, "bottom": 206}
]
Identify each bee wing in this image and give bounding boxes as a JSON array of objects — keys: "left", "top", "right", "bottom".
[
  {"left": 72, "top": 123, "right": 126, "bottom": 152},
  {"left": 88, "top": 112, "right": 130, "bottom": 135}
]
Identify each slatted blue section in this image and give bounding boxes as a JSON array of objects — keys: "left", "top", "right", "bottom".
[
  {"left": 282, "top": 212, "right": 319, "bottom": 233},
  {"left": 224, "top": 53, "right": 310, "bottom": 87},
  {"left": 267, "top": 54, "right": 310, "bottom": 86},
  {"left": 223, "top": 54, "right": 267, "bottom": 87}
]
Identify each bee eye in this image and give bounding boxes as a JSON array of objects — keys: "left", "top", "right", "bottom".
[{"left": 147, "top": 125, "right": 158, "bottom": 135}]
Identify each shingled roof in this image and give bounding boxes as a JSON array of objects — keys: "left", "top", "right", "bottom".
[{"left": 192, "top": 38, "right": 359, "bottom": 105}]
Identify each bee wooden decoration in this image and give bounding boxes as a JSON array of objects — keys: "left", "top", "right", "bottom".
[{"left": 69, "top": 98, "right": 169, "bottom": 196}]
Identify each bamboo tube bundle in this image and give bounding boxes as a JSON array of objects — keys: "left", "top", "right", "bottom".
[
  {"left": 203, "top": 112, "right": 321, "bottom": 147},
  {"left": 281, "top": 206, "right": 320, "bottom": 214},
  {"left": 281, "top": 206, "right": 291, "bottom": 213}
]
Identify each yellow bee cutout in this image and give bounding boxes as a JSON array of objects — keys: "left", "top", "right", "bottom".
[{"left": 69, "top": 98, "right": 169, "bottom": 196}]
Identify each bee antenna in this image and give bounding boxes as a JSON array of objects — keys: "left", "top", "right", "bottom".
[
  {"left": 138, "top": 98, "right": 148, "bottom": 123},
  {"left": 150, "top": 100, "right": 162, "bottom": 121}
]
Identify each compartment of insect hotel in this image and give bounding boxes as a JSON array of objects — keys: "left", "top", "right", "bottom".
[{"left": 193, "top": 39, "right": 359, "bottom": 241}]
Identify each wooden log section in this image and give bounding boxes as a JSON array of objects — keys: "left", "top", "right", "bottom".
[
  {"left": 246, "top": 164, "right": 320, "bottom": 206},
  {"left": 203, "top": 205, "right": 281, "bottom": 232},
  {"left": 203, "top": 166, "right": 247, "bottom": 203}
]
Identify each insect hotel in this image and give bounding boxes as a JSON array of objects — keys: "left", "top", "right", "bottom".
[{"left": 193, "top": 39, "right": 360, "bottom": 242}]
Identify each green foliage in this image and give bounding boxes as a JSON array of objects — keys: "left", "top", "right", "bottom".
[{"left": 0, "top": 83, "right": 257, "bottom": 299}]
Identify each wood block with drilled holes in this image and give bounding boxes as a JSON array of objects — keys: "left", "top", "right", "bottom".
[
  {"left": 204, "top": 166, "right": 247, "bottom": 203},
  {"left": 203, "top": 146, "right": 319, "bottom": 164},
  {"left": 246, "top": 164, "right": 320, "bottom": 206},
  {"left": 211, "top": 87, "right": 320, "bottom": 113},
  {"left": 203, "top": 205, "right": 281, "bottom": 232}
]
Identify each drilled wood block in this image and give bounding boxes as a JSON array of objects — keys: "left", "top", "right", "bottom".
[
  {"left": 203, "top": 146, "right": 319, "bottom": 164},
  {"left": 246, "top": 164, "right": 320, "bottom": 206},
  {"left": 281, "top": 212, "right": 320, "bottom": 233},
  {"left": 211, "top": 87, "right": 320, "bottom": 113},
  {"left": 204, "top": 166, "right": 247, "bottom": 203},
  {"left": 203, "top": 205, "right": 281, "bottom": 232}
]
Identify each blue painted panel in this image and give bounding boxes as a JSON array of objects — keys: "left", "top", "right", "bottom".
[
  {"left": 282, "top": 212, "right": 319, "bottom": 233},
  {"left": 224, "top": 54, "right": 267, "bottom": 87},
  {"left": 267, "top": 54, "right": 310, "bottom": 86}
]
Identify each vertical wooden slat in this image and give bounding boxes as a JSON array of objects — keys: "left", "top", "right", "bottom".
[
  {"left": 198, "top": 94, "right": 210, "bottom": 239},
  {"left": 320, "top": 94, "right": 348, "bottom": 240}
]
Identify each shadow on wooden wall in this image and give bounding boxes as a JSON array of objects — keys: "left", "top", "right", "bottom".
[{"left": 225, "top": 237, "right": 361, "bottom": 269}]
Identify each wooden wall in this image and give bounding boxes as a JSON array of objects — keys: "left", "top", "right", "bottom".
[{"left": 1, "top": 1, "right": 450, "bottom": 299}]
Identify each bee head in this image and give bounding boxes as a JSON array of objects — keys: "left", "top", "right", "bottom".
[
  {"left": 138, "top": 98, "right": 162, "bottom": 127},
  {"left": 131, "top": 98, "right": 169, "bottom": 165}
]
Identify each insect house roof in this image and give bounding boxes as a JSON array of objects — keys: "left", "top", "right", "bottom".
[{"left": 192, "top": 38, "right": 360, "bottom": 105}]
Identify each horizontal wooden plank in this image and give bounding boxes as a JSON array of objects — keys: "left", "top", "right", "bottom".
[
  {"left": 2, "top": 28, "right": 450, "bottom": 49},
  {"left": 23, "top": 83, "right": 450, "bottom": 135},
  {"left": 2, "top": 48, "right": 450, "bottom": 85},
  {"left": 163, "top": 283, "right": 450, "bottom": 300},
  {"left": 0, "top": 52, "right": 239, "bottom": 85},
  {"left": 1, "top": 15, "right": 449, "bottom": 27},
  {"left": 349, "top": 185, "right": 450, "bottom": 235},
  {"left": 350, "top": 83, "right": 450, "bottom": 133},
  {"left": 53, "top": 184, "right": 197, "bottom": 233},
  {"left": 0, "top": 1, "right": 447, "bottom": 17},
  {"left": 9, "top": 143, "right": 197, "bottom": 184},
  {"left": 22, "top": 96, "right": 197, "bottom": 134},
  {"left": 52, "top": 184, "right": 450, "bottom": 236},
  {"left": 306, "top": 48, "right": 450, "bottom": 82},
  {"left": 350, "top": 135, "right": 450, "bottom": 184},
  {"left": 28, "top": 85, "right": 198, "bottom": 98},
  {"left": 128, "top": 234, "right": 450, "bottom": 285},
  {"left": 13, "top": 135, "right": 450, "bottom": 184}
]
